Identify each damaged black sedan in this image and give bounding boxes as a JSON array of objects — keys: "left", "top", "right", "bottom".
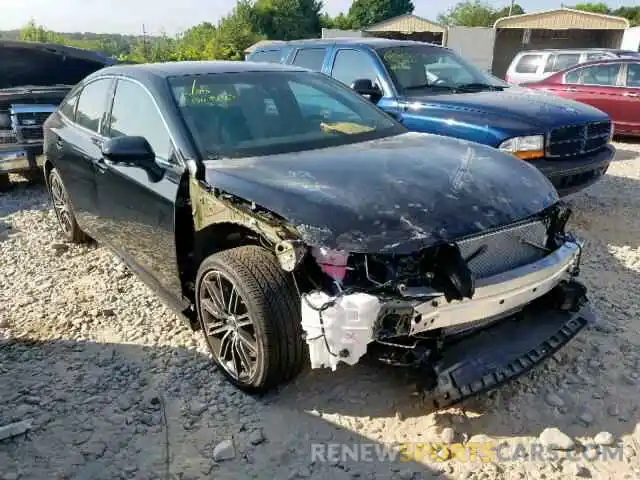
[{"left": 43, "top": 61, "right": 595, "bottom": 404}]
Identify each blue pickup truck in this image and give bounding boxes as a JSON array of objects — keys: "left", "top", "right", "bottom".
[{"left": 247, "top": 38, "right": 615, "bottom": 196}]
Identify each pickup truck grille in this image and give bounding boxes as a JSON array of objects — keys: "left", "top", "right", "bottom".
[
  {"left": 19, "top": 127, "right": 44, "bottom": 142},
  {"left": 547, "top": 121, "right": 611, "bottom": 158},
  {"left": 15, "top": 111, "right": 51, "bottom": 126}
]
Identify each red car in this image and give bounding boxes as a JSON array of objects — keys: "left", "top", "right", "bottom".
[{"left": 524, "top": 58, "right": 640, "bottom": 136}]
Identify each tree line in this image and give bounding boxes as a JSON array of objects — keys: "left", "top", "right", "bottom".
[{"left": 2, "top": 1, "right": 638, "bottom": 63}]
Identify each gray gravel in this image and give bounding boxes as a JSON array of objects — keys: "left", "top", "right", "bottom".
[{"left": 1, "top": 141, "right": 640, "bottom": 479}]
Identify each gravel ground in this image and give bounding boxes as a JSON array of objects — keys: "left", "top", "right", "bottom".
[{"left": 1, "top": 141, "right": 639, "bottom": 480}]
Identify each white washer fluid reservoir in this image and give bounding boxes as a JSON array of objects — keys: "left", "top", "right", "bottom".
[{"left": 300, "top": 291, "right": 381, "bottom": 371}]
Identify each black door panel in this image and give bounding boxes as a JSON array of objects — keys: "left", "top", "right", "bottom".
[
  {"left": 96, "top": 78, "right": 184, "bottom": 300},
  {"left": 96, "top": 160, "right": 184, "bottom": 299}
]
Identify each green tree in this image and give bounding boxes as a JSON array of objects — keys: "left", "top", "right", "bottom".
[
  {"left": 492, "top": 4, "right": 525, "bottom": 22},
  {"left": 175, "top": 22, "right": 218, "bottom": 60},
  {"left": 19, "top": 19, "right": 65, "bottom": 43},
  {"left": 567, "top": 3, "right": 611, "bottom": 14},
  {"left": 253, "top": 0, "right": 323, "bottom": 40},
  {"left": 211, "top": 1, "right": 264, "bottom": 60},
  {"left": 437, "top": 1, "right": 495, "bottom": 27},
  {"left": 348, "top": 0, "right": 415, "bottom": 29},
  {"left": 613, "top": 6, "right": 640, "bottom": 26}
]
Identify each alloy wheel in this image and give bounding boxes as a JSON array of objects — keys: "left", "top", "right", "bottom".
[
  {"left": 199, "top": 270, "right": 259, "bottom": 382},
  {"left": 50, "top": 173, "right": 73, "bottom": 235}
]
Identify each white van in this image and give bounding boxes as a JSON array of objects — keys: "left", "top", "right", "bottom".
[{"left": 505, "top": 48, "right": 640, "bottom": 84}]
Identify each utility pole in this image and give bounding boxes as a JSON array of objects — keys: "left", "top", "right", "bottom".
[
  {"left": 508, "top": 0, "right": 515, "bottom": 16},
  {"left": 142, "top": 24, "right": 148, "bottom": 60}
]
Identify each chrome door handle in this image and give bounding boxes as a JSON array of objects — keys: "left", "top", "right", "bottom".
[
  {"left": 623, "top": 92, "right": 639, "bottom": 97},
  {"left": 565, "top": 87, "right": 577, "bottom": 92}
]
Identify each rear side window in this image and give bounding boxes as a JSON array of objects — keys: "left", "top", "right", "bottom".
[
  {"left": 331, "top": 49, "right": 379, "bottom": 88},
  {"left": 250, "top": 50, "right": 282, "bottom": 64},
  {"left": 579, "top": 64, "right": 621, "bottom": 86},
  {"left": 292, "top": 48, "right": 326, "bottom": 71},
  {"left": 555, "top": 54, "right": 581, "bottom": 71},
  {"left": 514, "top": 54, "right": 543, "bottom": 74},
  {"left": 586, "top": 52, "right": 612, "bottom": 61},
  {"left": 626, "top": 63, "right": 640, "bottom": 88},
  {"left": 75, "top": 79, "right": 112, "bottom": 133},
  {"left": 544, "top": 53, "right": 581, "bottom": 73}
]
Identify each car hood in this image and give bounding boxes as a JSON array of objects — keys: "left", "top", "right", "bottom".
[
  {"left": 203, "top": 132, "right": 559, "bottom": 254},
  {"left": 402, "top": 87, "right": 609, "bottom": 138},
  {"left": 0, "top": 40, "right": 115, "bottom": 90}
]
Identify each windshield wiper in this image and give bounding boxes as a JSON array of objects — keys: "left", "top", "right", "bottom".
[
  {"left": 403, "top": 84, "right": 456, "bottom": 92},
  {"left": 454, "top": 83, "right": 505, "bottom": 92}
]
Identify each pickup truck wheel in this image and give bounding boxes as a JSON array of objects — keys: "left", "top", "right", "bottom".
[
  {"left": 196, "top": 246, "right": 305, "bottom": 392},
  {"left": 48, "top": 168, "right": 88, "bottom": 244},
  {"left": 0, "top": 174, "right": 10, "bottom": 192}
]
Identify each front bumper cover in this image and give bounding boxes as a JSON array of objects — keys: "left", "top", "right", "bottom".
[
  {"left": 0, "top": 145, "right": 44, "bottom": 173},
  {"left": 411, "top": 241, "right": 581, "bottom": 335},
  {"left": 431, "top": 299, "right": 594, "bottom": 407},
  {"left": 534, "top": 144, "right": 614, "bottom": 197}
]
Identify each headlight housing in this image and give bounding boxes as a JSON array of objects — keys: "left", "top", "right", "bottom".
[{"left": 499, "top": 135, "right": 545, "bottom": 160}]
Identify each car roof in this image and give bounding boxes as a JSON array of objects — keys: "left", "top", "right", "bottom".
[
  {"left": 95, "top": 60, "right": 307, "bottom": 80},
  {"left": 517, "top": 48, "right": 637, "bottom": 55},
  {"left": 251, "top": 37, "right": 445, "bottom": 51}
]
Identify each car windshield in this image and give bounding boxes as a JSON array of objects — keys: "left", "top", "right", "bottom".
[
  {"left": 377, "top": 46, "right": 508, "bottom": 94},
  {"left": 168, "top": 71, "right": 404, "bottom": 159}
]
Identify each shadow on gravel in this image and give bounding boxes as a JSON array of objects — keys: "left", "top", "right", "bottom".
[
  {"left": 0, "top": 179, "right": 49, "bottom": 218},
  {"left": 0, "top": 337, "right": 444, "bottom": 480}
]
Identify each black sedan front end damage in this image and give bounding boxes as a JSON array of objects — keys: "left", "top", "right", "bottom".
[
  {"left": 285, "top": 204, "right": 592, "bottom": 406},
  {"left": 199, "top": 128, "right": 594, "bottom": 402}
]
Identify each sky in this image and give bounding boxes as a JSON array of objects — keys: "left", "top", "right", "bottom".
[{"left": 0, "top": 0, "right": 634, "bottom": 35}]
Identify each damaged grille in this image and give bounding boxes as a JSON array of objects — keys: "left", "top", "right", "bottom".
[
  {"left": 456, "top": 219, "right": 548, "bottom": 278},
  {"left": 547, "top": 121, "right": 611, "bottom": 158}
]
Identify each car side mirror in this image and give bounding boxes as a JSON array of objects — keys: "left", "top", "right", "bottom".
[
  {"left": 351, "top": 79, "right": 382, "bottom": 102},
  {"left": 101, "top": 136, "right": 164, "bottom": 181},
  {"left": 102, "top": 135, "right": 154, "bottom": 161}
]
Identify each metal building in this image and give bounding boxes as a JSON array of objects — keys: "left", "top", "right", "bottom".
[{"left": 492, "top": 8, "right": 630, "bottom": 78}]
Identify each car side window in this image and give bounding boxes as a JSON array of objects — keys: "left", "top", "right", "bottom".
[
  {"left": 331, "top": 49, "right": 379, "bottom": 88},
  {"left": 108, "top": 80, "right": 173, "bottom": 162},
  {"left": 543, "top": 55, "right": 556, "bottom": 73},
  {"left": 60, "top": 91, "right": 80, "bottom": 121},
  {"left": 250, "top": 50, "right": 282, "bottom": 64},
  {"left": 626, "top": 63, "right": 640, "bottom": 88},
  {"left": 578, "top": 64, "right": 621, "bottom": 86},
  {"left": 292, "top": 48, "right": 326, "bottom": 71},
  {"left": 555, "top": 54, "right": 581, "bottom": 72},
  {"left": 565, "top": 68, "right": 582, "bottom": 84},
  {"left": 75, "top": 79, "right": 112, "bottom": 133},
  {"left": 586, "top": 52, "right": 612, "bottom": 61},
  {"left": 515, "top": 54, "right": 543, "bottom": 74}
]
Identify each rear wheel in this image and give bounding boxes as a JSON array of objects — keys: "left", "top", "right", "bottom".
[
  {"left": 48, "top": 168, "right": 88, "bottom": 243},
  {"left": 196, "top": 246, "right": 306, "bottom": 392}
]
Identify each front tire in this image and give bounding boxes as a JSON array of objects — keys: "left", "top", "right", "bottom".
[
  {"left": 48, "top": 168, "right": 88, "bottom": 244},
  {"left": 196, "top": 246, "right": 306, "bottom": 392}
]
